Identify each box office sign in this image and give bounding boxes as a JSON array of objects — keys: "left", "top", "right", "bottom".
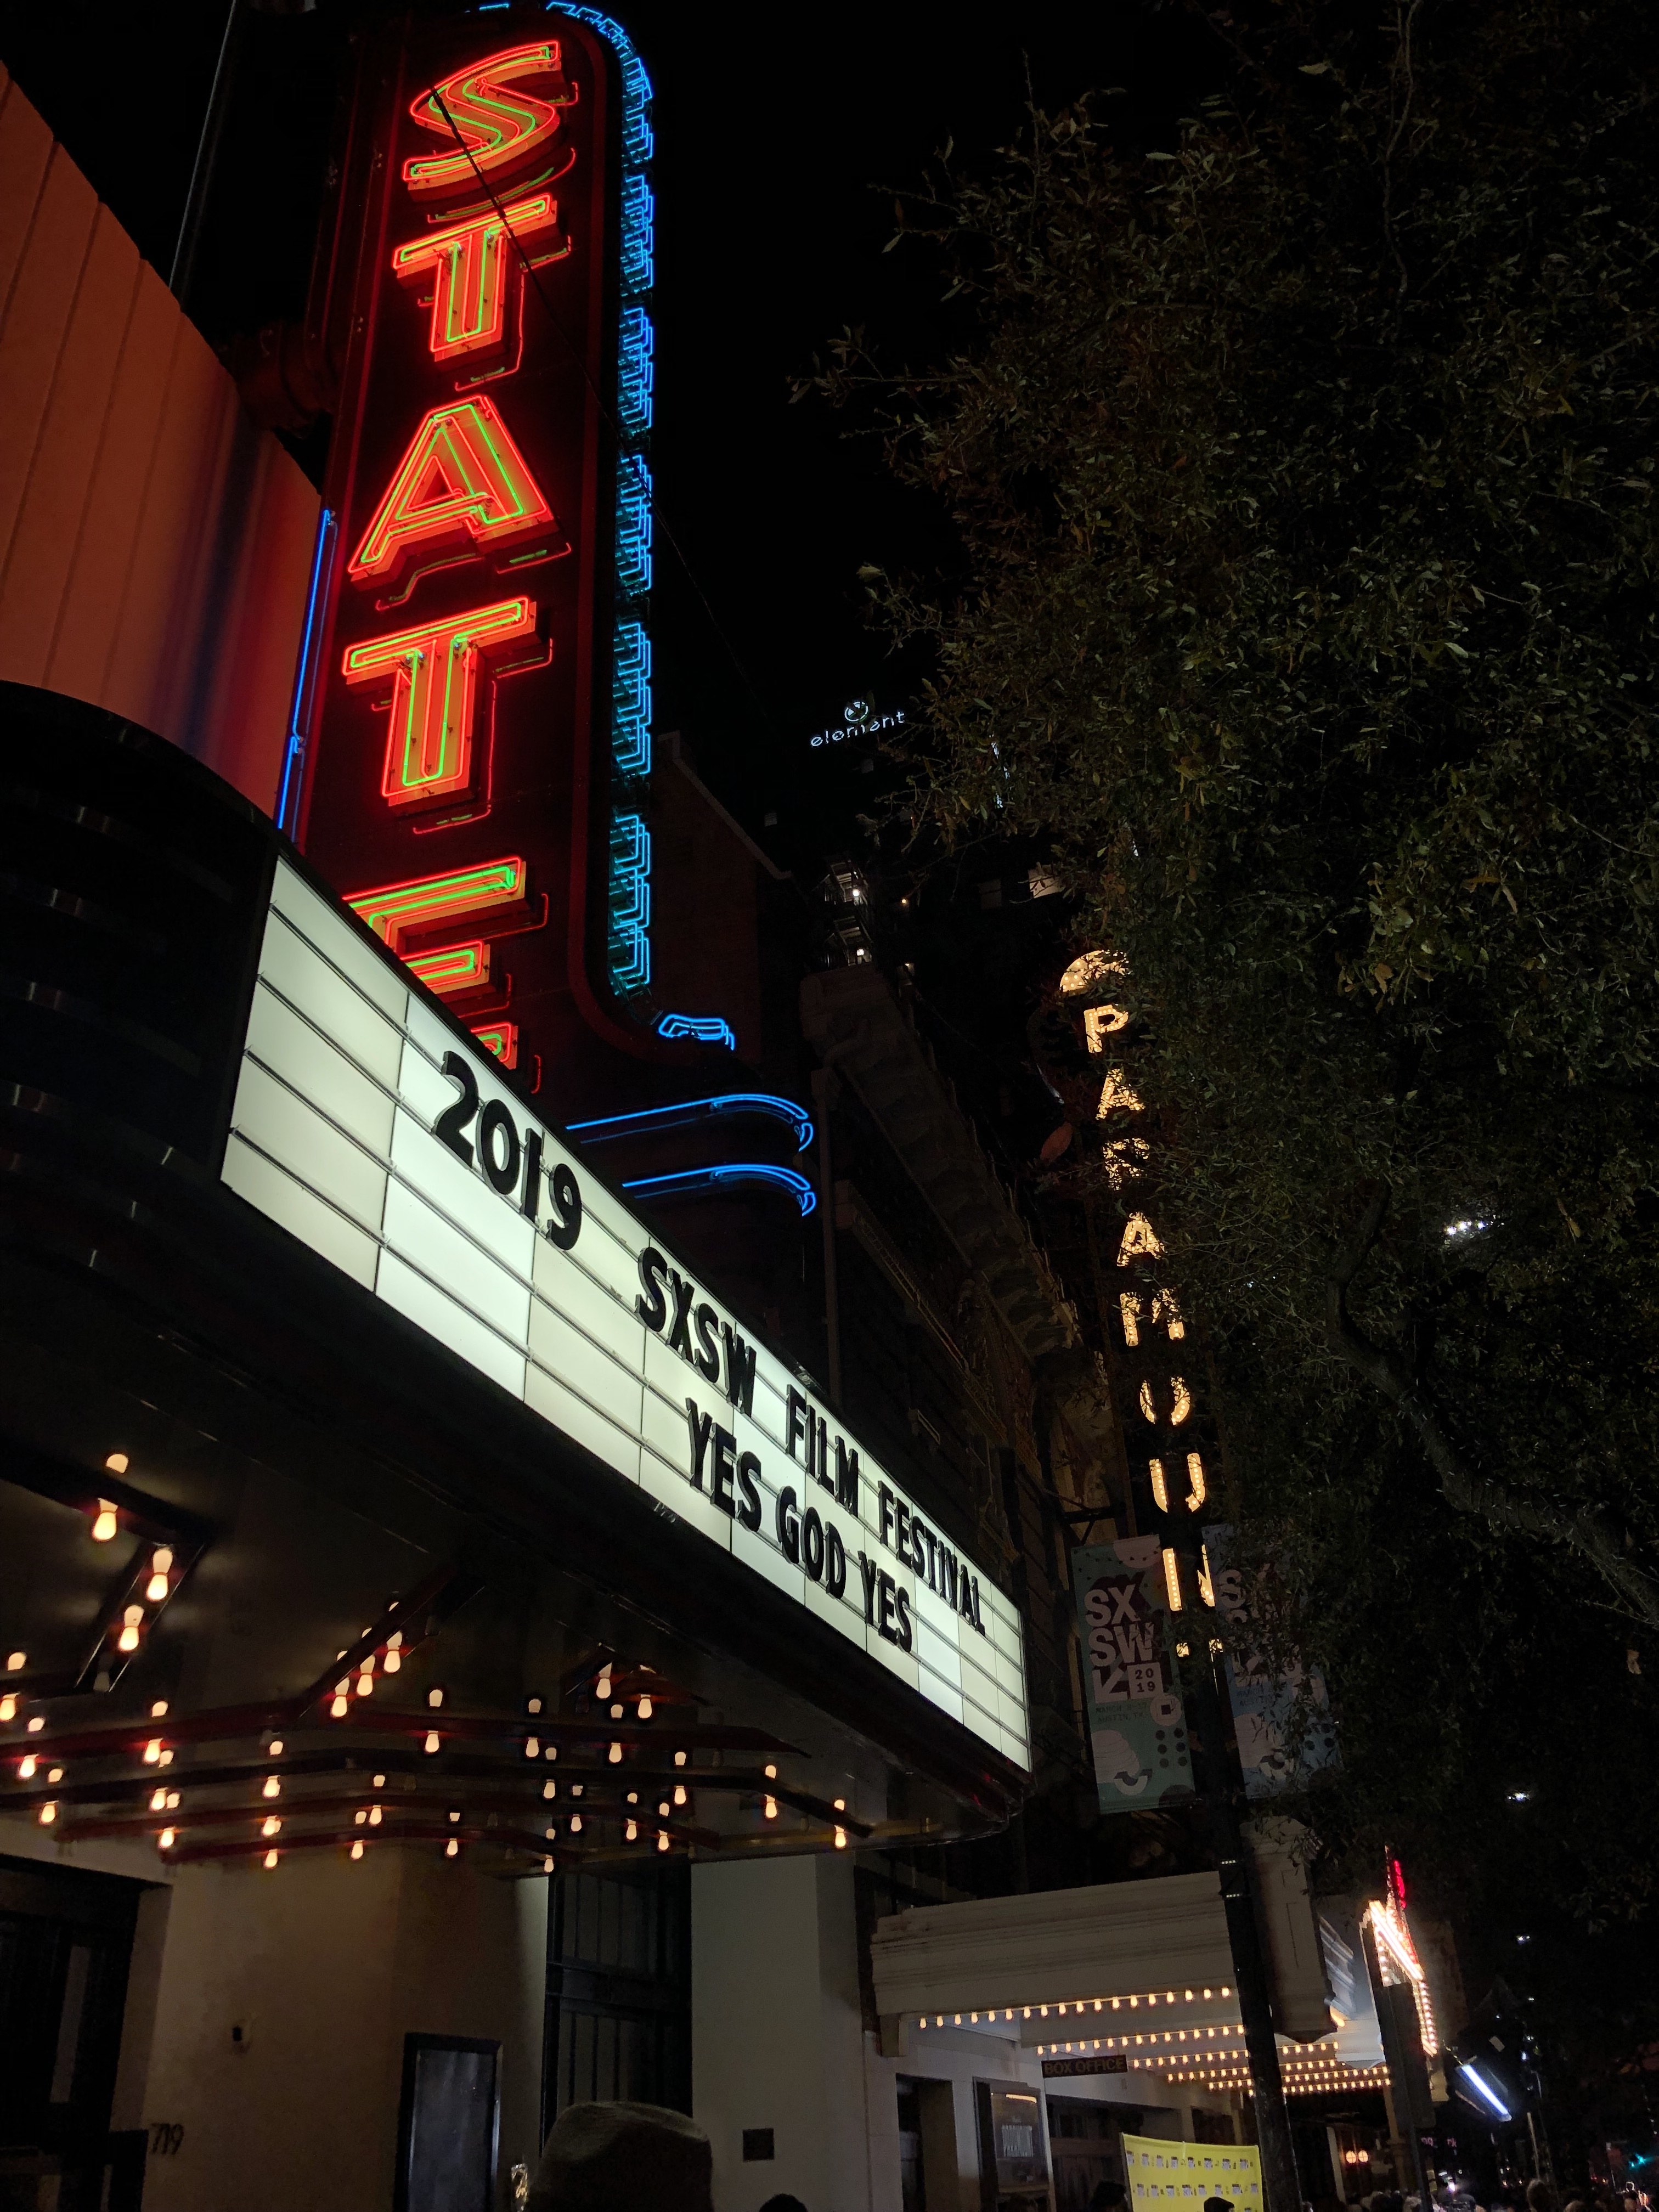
[
  {"left": 221, "top": 861, "right": 1030, "bottom": 1768},
  {"left": 1073, "top": 1536, "right": 1191, "bottom": 1809}
]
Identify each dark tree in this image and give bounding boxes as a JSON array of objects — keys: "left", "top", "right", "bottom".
[{"left": 821, "top": 0, "right": 1659, "bottom": 2058}]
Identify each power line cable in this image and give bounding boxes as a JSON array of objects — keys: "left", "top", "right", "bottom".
[{"left": 429, "top": 86, "right": 783, "bottom": 746}]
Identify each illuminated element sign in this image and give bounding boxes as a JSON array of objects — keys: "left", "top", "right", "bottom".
[
  {"left": 808, "top": 697, "right": 908, "bottom": 750},
  {"left": 221, "top": 859, "right": 1031, "bottom": 1768},
  {"left": 289, "top": 12, "right": 658, "bottom": 1074},
  {"left": 1073, "top": 1537, "right": 1192, "bottom": 1810}
]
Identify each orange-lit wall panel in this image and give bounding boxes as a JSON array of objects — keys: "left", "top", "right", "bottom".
[{"left": 0, "top": 67, "right": 318, "bottom": 815}]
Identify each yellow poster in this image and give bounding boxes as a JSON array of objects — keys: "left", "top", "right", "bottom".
[{"left": 1122, "top": 2133, "right": 1263, "bottom": 2212}]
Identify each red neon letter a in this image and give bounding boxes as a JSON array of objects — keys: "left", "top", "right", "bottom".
[
  {"left": 347, "top": 398, "right": 557, "bottom": 588},
  {"left": 341, "top": 595, "right": 542, "bottom": 808}
]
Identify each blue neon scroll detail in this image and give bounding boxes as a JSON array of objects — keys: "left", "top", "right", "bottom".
[
  {"left": 569, "top": 1092, "right": 813, "bottom": 1152},
  {"left": 612, "top": 622, "right": 650, "bottom": 780},
  {"left": 559, "top": 4, "right": 657, "bottom": 1005},
  {"left": 655, "top": 1013, "right": 737, "bottom": 1049},
  {"left": 623, "top": 1164, "right": 817, "bottom": 1217},
  {"left": 608, "top": 812, "right": 650, "bottom": 995},
  {"left": 277, "top": 507, "right": 337, "bottom": 836}
]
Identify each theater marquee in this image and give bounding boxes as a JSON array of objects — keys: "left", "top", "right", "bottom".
[{"left": 223, "top": 859, "right": 1031, "bottom": 1770}]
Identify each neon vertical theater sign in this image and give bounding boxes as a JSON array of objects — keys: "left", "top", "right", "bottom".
[{"left": 287, "top": 10, "right": 656, "bottom": 1079}]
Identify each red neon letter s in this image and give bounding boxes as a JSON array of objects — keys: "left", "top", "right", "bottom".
[
  {"left": 347, "top": 398, "right": 559, "bottom": 587},
  {"left": 392, "top": 194, "right": 567, "bottom": 363},
  {"left": 341, "top": 596, "right": 543, "bottom": 808},
  {"left": 404, "top": 42, "right": 575, "bottom": 202}
]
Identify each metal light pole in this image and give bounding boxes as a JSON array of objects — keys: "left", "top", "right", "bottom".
[{"left": 1165, "top": 1531, "right": 1304, "bottom": 2212}]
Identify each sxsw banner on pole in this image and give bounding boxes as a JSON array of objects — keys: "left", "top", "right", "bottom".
[
  {"left": 1204, "top": 1525, "right": 1340, "bottom": 1801},
  {"left": 1073, "top": 1536, "right": 1193, "bottom": 1810}
]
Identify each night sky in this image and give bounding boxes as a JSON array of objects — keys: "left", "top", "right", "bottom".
[{"left": 2, "top": 2, "right": 1210, "bottom": 863}]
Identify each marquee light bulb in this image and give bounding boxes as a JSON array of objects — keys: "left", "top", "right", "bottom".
[
  {"left": 166, "top": 1791, "right": 179, "bottom": 1810},
  {"left": 123, "top": 1605, "right": 143, "bottom": 1628},
  {"left": 625, "top": 1819, "right": 637, "bottom": 1842},
  {"left": 92, "top": 1500, "right": 119, "bottom": 1542},
  {"left": 0, "top": 1696, "right": 14, "bottom": 1724},
  {"left": 160, "top": 1827, "right": 176, "bottom": 1849},
  {"left": 356, "top": 1673, "right": 374, "bottom": 1697},
  {"left": 428, "top": 1689, "right": 444, "bottom": 1709},
  {"left": 569, "top": 1815, "right": 583, "bottom": 1835},
  {"left": 118, "top": 1623, "right": 140, "bottom": 1652},
  {"left": 764, "top": 1763, "right": 777, "bottom": 1779},
  {"left": 263, "top": 1850, "right": 279, "bottom": 1870},
  {"left": 834, "top": 1827, "right": 848, "bottom": 1850},
  {"left": 48, "top": 1767, "right": 63, "bottom": 1783},
  {"left": 764, "top": 1797, "right": 778, "bottom": 1821},
  {"left": 38, "top": 1801, "right": 57, "bottom": 1824},
  {"left": 262, "top": 1816, "right": 280, "bottom": 1838},
  {"left": 262, "top": 1776, "right": 280, "bottom": 1799},
  {"left": 425, "top": 1731, "right": 441, "bottom": 1754},
  {"left": 525, "top": 1736, "right": 539, "bottom": 1759},
  {"left": 150, "top": 1788, "right": 167, "bottom": 1811},
  {"left": 383, "top": 1650, "right": 401, "bottom": 1673},
  {"left": 373, "top": 1774, "right": 385, "bottom": 1789},
  {"left": 674, "top": 1750, "right": 686, "bottom": 1767},
  {"left": 19, "top": 1755, "right": 37, "bottom": 1780},
  {"left": 595, "top": 1673, "right": 611, "bottom": 1701},
  {"left": 27, "top": 1718, "right": 43, "bottom": 1733},
  {"left": 269, "top": 1740, "right": 285, "bottom": 1758},
  {"left": 331, "top": 1695, "right": 349, "bottom": 1718},
  {"left": 351, "top": 1841, "right": 364, "bottom": 1860},
  {"left": 544, "top": 1855, "right": 555, "bottom": 1874},
  {"left": 369, "top": 1805, "right": 382, "bottom": 1827},
  {"left": 5, "top": 1654, "right": 24, "bottom": 1672},
  {"left": 146, "top": 1575, "right": 168, "bottom": 1603},
  {"left": 158, "top": 1748, "right": 173, "bottom": 1765},
  {"left": 151, "top": 1701, "right": 168, "bottom": 1718},
  {"left": 355, "top": 1810, "right": 366, "bottom": 1826},
  {"left": 673, "top": 1785, "right": 686, "bottom": 1806},
  {"left": 608, "top": 1742, "right": 622, "bottom": 1764},
  {"left": 657, "top": 1832, "right": 669, "bottom": 1853},
  {"left": 446, "top": 1839, "right": 459, "bottom": 1858},
  {"left": 543, "top": 1780, "right": 557, "bottom": 1800},
  {"left": 636, "top": 1696, "right": 652, "bottom": 1720}
]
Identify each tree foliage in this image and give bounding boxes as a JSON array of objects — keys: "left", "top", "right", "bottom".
[{"left": 823, "top": 0, "right": 1659, "bottom": 1979}]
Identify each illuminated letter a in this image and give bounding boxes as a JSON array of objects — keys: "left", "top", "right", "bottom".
[{"left": 348, "top": 397, "right": 560, "bottom": 588}]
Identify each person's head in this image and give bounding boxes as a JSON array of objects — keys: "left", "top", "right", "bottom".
[
  {"left": 759, "top": 2200, "right": 810, "bottom": 2212},
  {"left": 1092, "top": 2189, "right": 1128, "bottom": 2212},
  {"left": 1205, "top": 2196, "right": 1236, "bottom": 2212},
  {"left": 526, "top": 2103, "right": 713, "bottom": 2212},
  {"left": 1527, "top": 2183, "right": 1559, "bottom": 2212}
]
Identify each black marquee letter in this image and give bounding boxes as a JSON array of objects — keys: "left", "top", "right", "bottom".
[
  {"left": 693, "top": 1303, "right": 722, "bottom": 1384},
  {"left": 736, "top": 1451, "right": 762, "bottom": 1531},
  {"left": 434, "top": 1051, "right": 480, "bottom": 1165},
  {"left": 776, "top": 1485, "right": 800, "bottom": 1564},
  {"left": 803, "top": 1507, "right": 824, "bottom": 1584},
  {"left": 826, "top": 1525, "right": 847, "bottom": 1598},
  {"left": 636, "top": 1248, "right": 669, "bottom": 1330},
  {"left": 546, "top": 1163, "right": 583, "bottom": 1249}
]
